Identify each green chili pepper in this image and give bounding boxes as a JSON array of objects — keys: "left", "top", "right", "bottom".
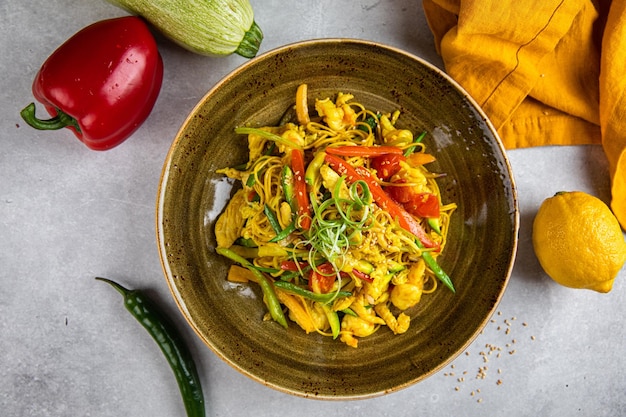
[
  {"left": 304, "top": 151, "right": 326, "bottom": 188},
  {"left": 403, "top": 130, "right": 427, "bottom": 156},
  {"left": 281, "top": 165, "right": 296, "bottom": 212},
  {"left": 264, "top": 204, "right": 282, "bottom": 235},
  {"left": 215, "top": 247, "right": 288, "bottom": 328},
  {"left": 427, "top": 217, "right": 442, "bottom": 235},
  {"left": 95, "top": 277, "right": 205, "bottom": 417},
  {"left": 273, "top": 280, "right": 351, "bottom": 304}
]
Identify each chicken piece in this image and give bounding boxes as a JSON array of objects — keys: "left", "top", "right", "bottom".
[
  {"left": 390, "top": 260, "right": 425, "bottom": 310},
  {"left": 340, "top": 314, "right": 377, "bottom": 348},
  {"left": 350, "top": 295, "right": 386, "bottom": 325},
  {"left": 379, "top": 114, "right": 413, "bottom": 146},
  {"left": 278, "top": 201, "right": 292, "bottom": 227},
  {"left": 374, "top": 304, "right": 410, "bottom": 334},
  {"left": 215, "top": 189, "right": 247, "bottom": 248},
  {"left": 315, "top": 95, "right": 357, "bottom": 131}
]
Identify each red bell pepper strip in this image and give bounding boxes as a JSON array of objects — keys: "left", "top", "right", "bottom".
[
  {"left": 326, "top": 145, "right": 404, "bottom": 157},
  {"left": 20, "top": 17, "right": 163, "bottom": 151},
  {"left": 324, "top": 153, "right": 439, "bottom": 249},
  {"left": 351, "top": 268, "right": 373, "bottom": 283},
  {"left": 291, "top": 149, "right": 312, "bottom": 230}
]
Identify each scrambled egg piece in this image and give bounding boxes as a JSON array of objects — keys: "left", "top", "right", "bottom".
[{"left": 215, "top": 189, "right": 246, "bottom": 248}]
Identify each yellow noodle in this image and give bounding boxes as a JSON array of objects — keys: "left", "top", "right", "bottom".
[{"left": 215, "top": 86, "right": 456, "bottom": 347}]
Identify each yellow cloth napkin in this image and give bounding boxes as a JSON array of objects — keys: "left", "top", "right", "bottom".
[{"left": 422, "top": 0, "right": 626, "bottom": 229}]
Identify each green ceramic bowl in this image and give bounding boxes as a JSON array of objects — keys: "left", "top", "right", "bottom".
[{"left": 156, "top": 39, "right": 518, "bottom": 399}]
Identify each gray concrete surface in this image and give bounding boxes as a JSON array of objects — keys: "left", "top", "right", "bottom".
[{"left": 1, "top": 1, "right": 624, "bottom": 416}]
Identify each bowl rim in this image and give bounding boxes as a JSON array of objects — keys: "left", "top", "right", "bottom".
[{"left": 155, "top": 38, "right": 520, "bottom": 399}]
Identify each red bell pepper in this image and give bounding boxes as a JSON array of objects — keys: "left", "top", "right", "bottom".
[
  {"left": 291, "top": 148, "right": 312, "bottom": 230},
  {"left": 325, "top": 145, "right": 404, "bottom": 157},
  {"left": 20, "top": 16, "right": 163, "bottom": 151},
  {"left": 324, "top": 153, "right": 439, "bottom": 249}
]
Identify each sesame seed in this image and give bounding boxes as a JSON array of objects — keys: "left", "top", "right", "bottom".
[{"left": 531, "top": 335, "right": 536, "bottom": 341}]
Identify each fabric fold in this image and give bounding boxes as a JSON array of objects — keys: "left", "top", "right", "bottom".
[{"left": 423, "top": 0, "right": 626, "bottom": 229}]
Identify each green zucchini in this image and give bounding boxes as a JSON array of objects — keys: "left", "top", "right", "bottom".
[{"left": 106, "top": 0, "right": 263, "bottom": 57}]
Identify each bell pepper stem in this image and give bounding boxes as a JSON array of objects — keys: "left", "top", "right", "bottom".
[{"left": 20, "top": 103, "right": 81, "bottom": 132}]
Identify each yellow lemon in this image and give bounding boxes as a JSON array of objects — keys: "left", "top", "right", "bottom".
[{"left": 532, "top": 191, "right": 626, "bottom": 293}]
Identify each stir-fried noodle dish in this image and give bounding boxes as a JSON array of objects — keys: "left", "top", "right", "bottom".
[{"left": 215, "top": 84, "right": 456, "bottom": 347}]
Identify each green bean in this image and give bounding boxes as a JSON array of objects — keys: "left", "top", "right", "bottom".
[
  {"left": 95, "top": 277, "right": 205, "bottom": 417},
  {"left": 269, "top": 222, "right": 296, "bottom": 243},
  {"left": 235, "top": 127, "right": 303, "bottom": 151},
  {"left": 322, "top": 304, "right": 340, "bottom": 339},
  {"left": 264, "top": 204, "right": 282, "bottom": 235},
  {"left": 403, "top": 130, "right": 427, "bottom": 156},
  {"left": 215, "top": 247, "right": 288, "bottom": 328},
  {"left": 416, "top": 240, "right": 455, "bottom": 293}
]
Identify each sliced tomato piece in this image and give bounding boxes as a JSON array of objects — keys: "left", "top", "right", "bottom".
[
  {"left": 385, "top": 179, "right": 414, "bottom": 203},
  {"left": 309, "top": 263, "right": 336, "bottom": 294},
  {"left": 370, "top": 153, "right": 406, "bottom": 180},
  {"left": 404, "top": 193, "right": 440, "bottom": 218},
  {"left": 280, "top": 260, "right": 309, "bottom": 271}
]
